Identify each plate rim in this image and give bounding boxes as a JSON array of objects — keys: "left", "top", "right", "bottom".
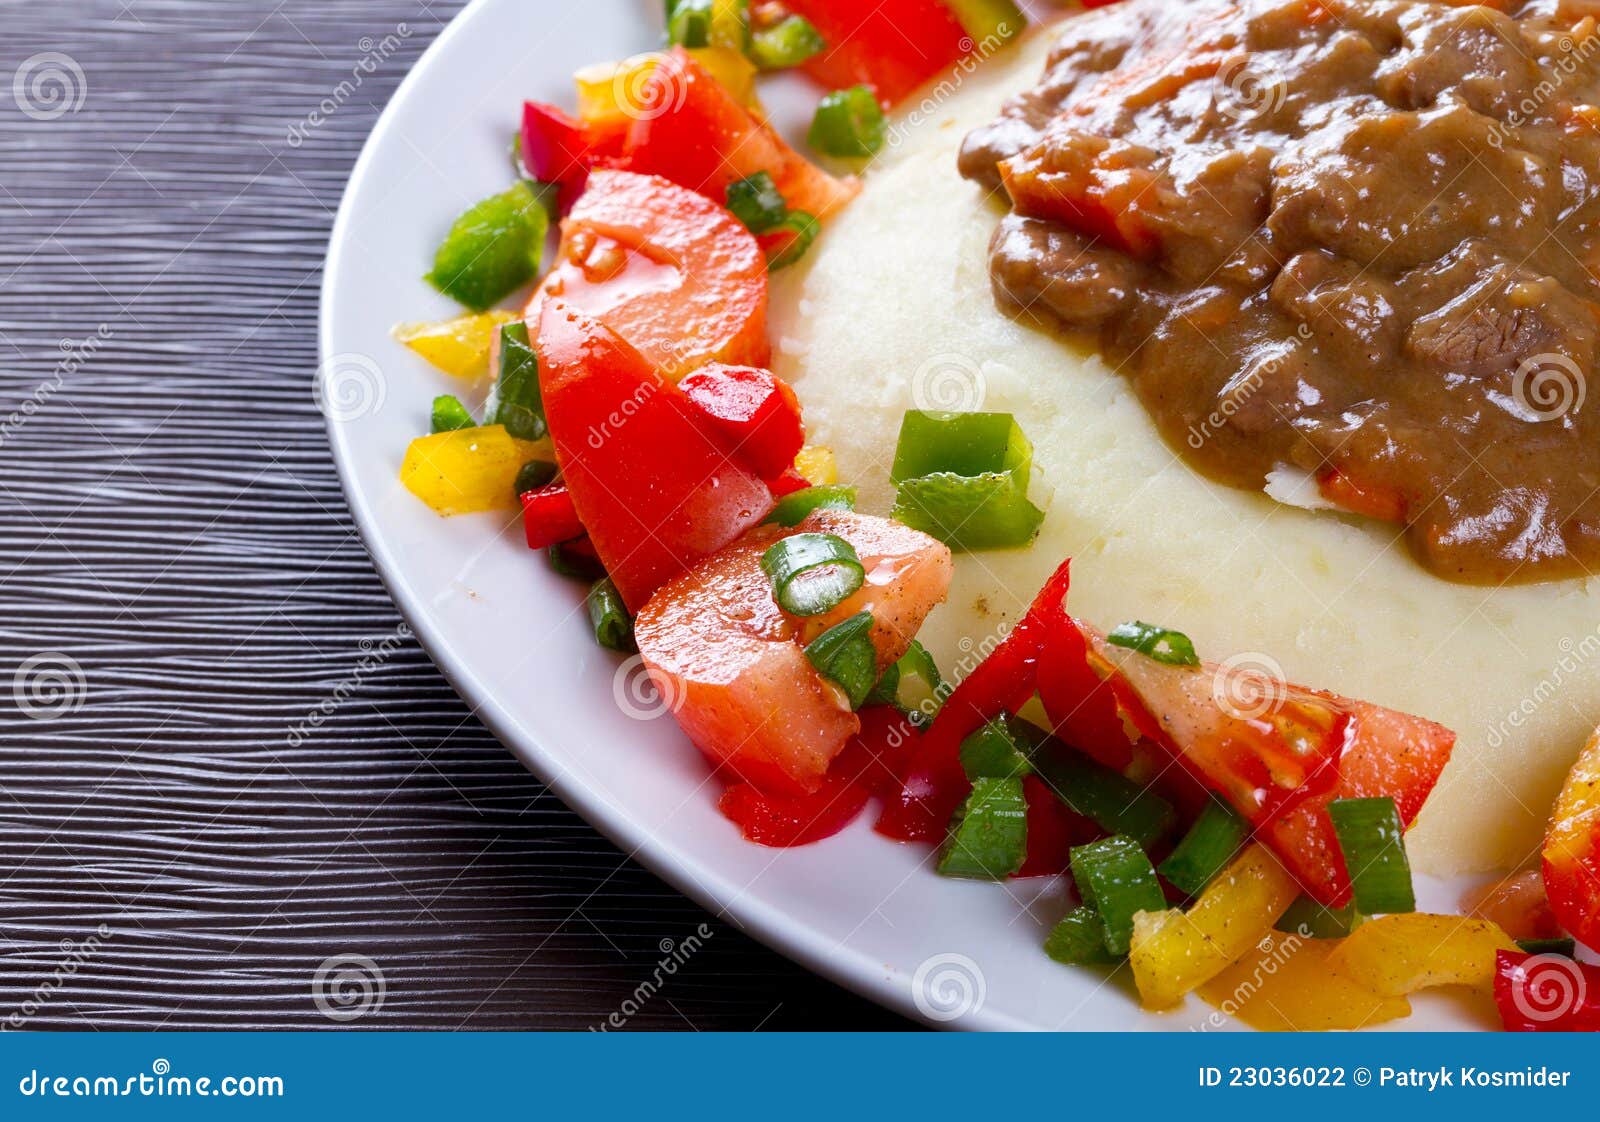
[{"left": 315, "top": 0, "right": 1013, "bottom": 1032}]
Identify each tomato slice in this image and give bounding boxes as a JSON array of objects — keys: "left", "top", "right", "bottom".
[
  {"left": 1543, "top": 727, "right": 1600, "bottom": 953},
  {"left": 784, "top": 0, "right": 970, "bottom": 107},
  {"left": 621, "top": 48, "right": 859, "bottom": 220},
  {"left": 533, "top": 168, "right": 770, "bottom": 381},
  {"left": 634, "top": 512, "right": 951, "bottom": 796},
  {"left": 534, "top": 298, "right": 774, "bottom": 611}
]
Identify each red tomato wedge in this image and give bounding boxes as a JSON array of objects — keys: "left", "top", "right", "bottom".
[
  {"left": 634, "top": 510, "right": 952, "bottom": 796},
  {"left": 534, "top": 299, "right": 774, "bottom": 611},
  {"left": 679, "top": 364, "right": 804, "bottom": 480},
  {"left": 532, "top": 168, "right": 770, "bottom": 381},
  {"left": 622, "top": 48, "right": 859, "bottom": 220},
  {"left": 1543, "top": 727, "right": 1600, "bottom": 953},
  {"left": 1074, "top": 625, "right": 1455, "bottom": 906},
  {"left": 785, "top": 0, "right": 970, "bottom": 107},
  {"left": 883, "top": 557, "right": 1454, "bottom": 904}
]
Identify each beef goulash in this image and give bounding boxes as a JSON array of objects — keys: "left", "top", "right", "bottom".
[{"left": 961, "top": 0, "right": 1600, "bottom": 584}]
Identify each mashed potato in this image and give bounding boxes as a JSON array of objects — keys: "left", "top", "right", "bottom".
[{"left": 768, "top": 33, "right": 1600, "bottom": 875}]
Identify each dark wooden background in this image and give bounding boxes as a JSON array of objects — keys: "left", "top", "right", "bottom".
[{"left": 0, "top": 0, "right": 909, "bottom": 1030}]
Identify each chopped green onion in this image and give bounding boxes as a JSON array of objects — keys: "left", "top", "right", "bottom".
[
  {"left": 1157, "top": 797, "right": 1249, "bottom": 897},
  {"left": 1070, "top": 836, "right": 1166, "bottom": 956},
  {"left": 1328, "top": 797, "right": 1416, "bottom": 915},
  {"left": 958, "top": 716, "right": 1034, "bottom": 781},
  {"left": 548, "top": 542, "right": 605, "bottom": 581},
  {"left": 890, "top": 411, "right": 1032, "bottom": 485},
  {"left": 808, "top": 84, "right": 886, "bottom": 158},
  {"left": 426, "top": 181, "right": 549, "bottom": 311},
  {"left": 1107, "top": 620, "right": 1200, "bottom": 668},
  {"left": 667, "top": 0, "right": 712, "bottom": 47},
  {"left": 938, "top": 776, "right": 1028, "bottom": 880},
  {"left": 749, "top": 13, "right": 826, "bottom": 69},
  {"left": 430, "top": 394, "right": 475, "bottom": 434},
  {"left": 802, "top": 611, "right": 877, "bottom": 709},
  {"left": 513, "top": 458, "right": 558, "bottom": 498},
  {"left": 1044, "top": 906, "right": 1120, "bottom": 965},
  {"left": 760, "top": 532, "right": 864, "bottom": 616},
  {"left": 891, "top": 471, "right": 1045, "bottom": 552},
  {"left": 865, "top": 639, "right": 942, "bottom": 723},
  {"left": 765, "top": 484, "right": 857, "bottom": 527},
  {"left": 726, "top": 172, "right": 788, "bottom": 234},
  {"left": 1275, "top": 895, "right": 1362, "bottom": 939},
  {"left": 587, "top": 578, "right": 635, "bottom": 652},
  {"left": 767, "top": 210, "right": 820, "bottom": 271},
  {"left": 1030, "top": 743, "right": 1176, "bottom": 850},
  {"left": 1517, "top": 937, "right": 1577, "bottom": 957},
  {"left": 485, "top": 321, "right": 545, "bottom": 441}
]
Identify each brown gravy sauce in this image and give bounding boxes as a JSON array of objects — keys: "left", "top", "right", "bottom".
[{"left": 961, "top": 0, "right": 1600, "bottom": 584}]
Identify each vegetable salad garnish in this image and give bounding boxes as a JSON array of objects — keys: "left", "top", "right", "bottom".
[{"left": 387, "top": 0, "right": 1600, "bottom": 1031}]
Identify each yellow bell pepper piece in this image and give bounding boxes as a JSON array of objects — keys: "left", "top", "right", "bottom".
[
  {"left": 794, "top": 445, "right": 837, "bottom": 485},
  {"left": 575, "top": 47, "right": 758, "bottom": 131},
  {"left": 400, "top": 425, "right": 552, "bottom": 516},
  {"left": 393, "top": 310, "right": 518, "bottom": 381},
  {"left": 1128, "top": 844, "right": 1299, "bottom": 1010},
  {"left": 1326, "top": 913, "right": 1518, "bottom": 996},
  {"left": 1197, "top": 932, "right": 1412, "bottom": 1031},
  {"left": 708, "top": 0, "right": 749, "bottom": 52}
]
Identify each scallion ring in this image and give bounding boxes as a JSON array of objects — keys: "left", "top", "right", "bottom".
[
  {"left": 760, "top": 532, "right": 864, "bottom": 616},
  {"left": 1106, "top": 620, "right": 1199, "bottom": 667}
]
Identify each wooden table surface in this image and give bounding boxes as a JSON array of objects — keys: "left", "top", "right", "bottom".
[{"left": 0, "top": 0, "right": 911, "bottom": 1030}]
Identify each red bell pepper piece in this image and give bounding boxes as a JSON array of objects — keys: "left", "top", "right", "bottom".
[
  {"left": 521, "top": 102, "right": 593, "bottom": 213},
  {"left": 876, "top": 562, "right": 1068, "bottom": 842},
  {"left": 520, "top": 483, "right": 585, "bottom": 550},
  {"left": 679, "top": 364, "right": 804, "bottom": 480},
  {"left": 621, "top": 48, "right": 858, "bottom": 220},
  {"left": 1015, "top": 773, "right": 1101, "bottom": 878},
  {"left": 1494, "top": 951, "right": 1600, "bottom": 1031},
  {"left": 785, "top": 0, "right": 970, "bottom": 107},
  {"left": 765, "top": 468, "right": 811, "bottom": 498},
  {"left": 718, "top": 735, "right": 875, "bottom": 847},
  {"left": 534, "top": 298, "right": 775, "bottom": 612}
]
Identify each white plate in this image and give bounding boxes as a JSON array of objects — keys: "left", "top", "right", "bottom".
[{"left": 321, "top": 0, "right": 1486, "bottom": 1030}]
